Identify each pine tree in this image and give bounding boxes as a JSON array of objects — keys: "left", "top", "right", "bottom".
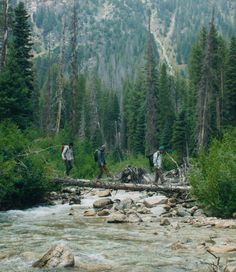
[
  {"left": 196, "top": 15, "right": 220, "bottom": 149},
  {"left": 158, "top": 63, "right": 175, "bottom": 147},
  {"left": 0, "top": 2, "right": 34, "bottom": 127},
  {"left": 172, "top": 111, "right": 188, "bottom": 162},
  {"left": 224, "top": 36, "right": 236, "bottom": 126}
]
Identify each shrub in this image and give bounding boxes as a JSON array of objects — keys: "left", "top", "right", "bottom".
[
  {"left": 188, "top": 129, "right": 236, "bottom": 218},
  {"left": 0, "top": 122, "right": 53, "bottom": 210}
]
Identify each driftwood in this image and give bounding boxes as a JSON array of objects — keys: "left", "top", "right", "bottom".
[{"left": 53, "top": 178, "right": 190, "bottom": 196}]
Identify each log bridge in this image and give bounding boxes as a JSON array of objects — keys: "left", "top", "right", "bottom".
[{"left": 53, "top": 178, "right": 190, "bottom": 197}]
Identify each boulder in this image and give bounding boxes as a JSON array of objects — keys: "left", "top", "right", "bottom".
[
  {"left": 93, "top": 198, "right": 113, "bottom": 209},
  {"left": 232, "top": 212, "right": 236, "bottom": 219},
  {"left": 189, "top": 206, "right": 198, "bottom": 215},
  {"left": 84, "top": 210, "right": 96, "bottom": 216},
  {"left": 69, "top": 196, "right": 81, "bottom": 205},
  {"left": 107, "top": 212, "right": 128, "bottom": 223},
  {"left": 32, "top": 244, "right": 74, "bottom": 268},
  {"left": 193, "top": 209, "right": 205, "bottom": 217},
  {"left": 208, "top": 245, "right": 236, "bottom": 254},
  {"left": 160, "top": 218, "right": 171, "bottom": 226},
  {"left": 98, "top": 190, "right": 111, "bottom": 197},
  {"left": 136, "top": 207, "right": 151, "bottom": 214},
  {"left": 143, "top": 196, "right": 168, "bottom": 208},
  {"left": 113, "top": 198, "right": 134, "bottom": 212},
  {"left": 150, "top": 206, "right": 166, "bottom": 217},
  {"left": 176, "top": 208, "right": 190, "bottom": 217},
  {"left": 97, "top": 209, "right": 110, "bottom": 216}
]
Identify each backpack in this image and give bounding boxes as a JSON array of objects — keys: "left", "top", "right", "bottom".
[
  {"left": 61, "top": 145, "right": 65, "bottom": 153},
  {"left": 94, "top": 149, "right": 99, "bottom": 162}
]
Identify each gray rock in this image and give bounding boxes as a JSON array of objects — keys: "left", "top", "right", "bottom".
[
  {"left": 93, "top": 198, "right": 113, "bottom": 209},
  {"left": 69, "top": 196, "right": 81, "bottom": 205},
  {"left": 113, "top": 198, "right": 134, "bottom": 211},
  {"left": 189, "top": 206, "right": 198, "bottom": 215},
  {"left": 176, "top": 208, "right": 190, "bottom": 217},
  {"left": 107, "top": 212, "right": 128, "bottom": 223},
  {"left": 98, "top": 190, "right": 111, "bottom": 197},
  {"left": 84, "top": 210, "right": 96, "bottom": 216},
  {"left": 150, "top": 206, "right": 166, "bottom": 217},
  {"left": 97, "top": 209, "right": 110, "bottom": 216},
  {"left": 160, "top": 218, "right": 171, "bottom": 226},
  {"left": 193, "top": 209, "right": 206, "bottom": 217},
  {"left": 143, "top": 196, "right": 168, "bottom": 208},
  {"left": 32, "top": 244, "right": 74, "bottom": 268}
]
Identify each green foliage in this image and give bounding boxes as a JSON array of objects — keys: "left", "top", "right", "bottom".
[
  {"left": 0, "top": 2, "right": 34, "bottom": 128},
  {"left": 162, "top": 152, "right": 179, "bottom": 171},
  {"left": 224, "top": 36, "right": 236, "bottom": 127},
  {"left": 0, "top": 122, "right": 53, "bottom": 210},
  {"left": 188, "top": 129, "right": 236, "bottom": 218},
  {"left": 109, "top": 154, "right": 149, "bottom": 174}
]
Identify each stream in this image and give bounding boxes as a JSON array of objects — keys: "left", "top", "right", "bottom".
[{"left": 0, "top": 190, "right": 235, "bottom": 272}]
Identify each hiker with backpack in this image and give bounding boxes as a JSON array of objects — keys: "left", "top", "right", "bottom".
[
  {"left": 94, "top": 144, "right": 112, "bottom": 180},
  {"left": 147, "top": 146, "right": 165, "bottom": 184},
  {"left": 62, "top": 143, "right": 74, "bottom": 176}
]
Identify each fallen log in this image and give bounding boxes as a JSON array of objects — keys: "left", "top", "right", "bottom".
[{"left": 53, "top": 177, "right": 190, "bottom": 195}]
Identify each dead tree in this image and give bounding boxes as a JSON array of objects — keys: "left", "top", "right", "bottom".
[
  {"left": 55, "top": 18, "right": 66, "bottom": 134},
  {"left": 0, "top": 0, "right": 9, "bottom": 71},
  {"left": 70, "top": 0, "right": 78, "bottom": 133},
  {"left": 53, "top": 177, "right": 190, "bottom": 197},
  {"left": 145, "top": 11, "right": 158, "bottom": 155},
  {"left": 45, "top": 33, "right": 52, "bottom": 134}
]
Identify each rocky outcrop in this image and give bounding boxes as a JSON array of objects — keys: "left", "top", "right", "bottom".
[{"left": 32, "top": 245, "right": 75, "bottom": 268}]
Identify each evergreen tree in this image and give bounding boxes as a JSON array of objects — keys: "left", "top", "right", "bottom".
[
  {"left": 158, "top": 63, "right": 175, "bottom": 147},
  {"left": 172, "top": 111, "right": 188, "bottom": 162},
  {"left": 196, "top": 15, "right": 220, "bottom": 149},
  {"left": 224, "top": 36, "right": 236, "bottom": 126},
  {"left": 0, "top": 2, "right": 34, "bottom": 127}
]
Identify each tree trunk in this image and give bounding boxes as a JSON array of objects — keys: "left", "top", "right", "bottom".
[
  {"left": 53, "top": 178, "right": 190, "bottom": 195},
  {"left": 55, "top": 19, "right": 65, "bottom": 134},
  {"left": 0, "top": 0, "right": 9, "bottom": 71}
]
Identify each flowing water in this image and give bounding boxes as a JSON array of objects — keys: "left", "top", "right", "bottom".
[{"left": 0, "top": 192, "right": 235, "bottom": 272}]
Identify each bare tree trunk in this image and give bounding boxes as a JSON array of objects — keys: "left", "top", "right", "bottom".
[
  {"left": 45, "top": 34, "right": 52, "bottom": 134},
  {"left": 0, "top": 0, "right": 9, "bottom": 71},
  {"left": 55, "top": 19, "right": 66, "bottom": 134},
  {"left": 145, "top": 12, "right": 158, "bottom": 155},
  {"left": 70, "top": 0, "right": 78, "bottom": 133},
  {"left": 53, "top": 178, "right": 190, "bottom": 195}
]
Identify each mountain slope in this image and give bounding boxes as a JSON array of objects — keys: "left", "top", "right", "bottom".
[{"left": 20, "top": 0, "right": 236, "bottom": 90}]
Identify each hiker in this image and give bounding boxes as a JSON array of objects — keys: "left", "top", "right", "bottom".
[
  {"left": 95, "top": 144, "right": 111, "bottom": 180},
  {"left": 62, "top": 143, "right": 74, "bottom": 176},
  {"left": 153, "top": 146, "right": 165, "bottom": 184}
]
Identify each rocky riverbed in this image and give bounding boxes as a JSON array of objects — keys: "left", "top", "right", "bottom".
[{"left": 0, "top": 187, "right": 236, "bottom": 272}]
